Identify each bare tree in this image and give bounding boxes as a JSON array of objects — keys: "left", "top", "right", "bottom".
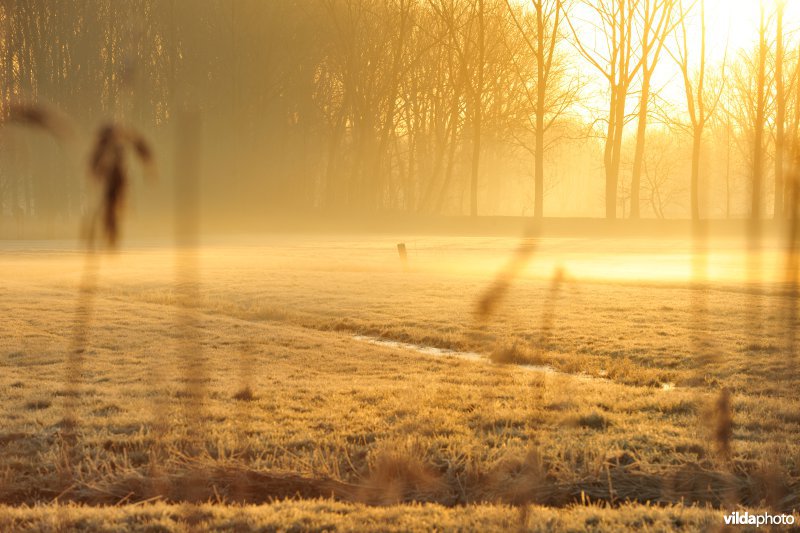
[
  {"left": 628, "top": 0, "right": 677, "bottom": 219},
  {"left": 505, "top": 0, "right": 579, "bottom": 218},
  {"left": 774, "top": 0, "right": 787, "bottom": 219},
  {"left": 641, "top": 128, "right": 684, "bottom": 218},
  {"left": 568, "top": 0, "right": 643, "bottom": 219},
  {"left": 724, "top": 47, "right": 775, "bottom": 219},
  {"left": 671, "top": 0, "right": 725, "bottom": 220},
  {"left": 429, "top": 0, "right": 489, "bottom": 216},
  {"left": 710, "top": 99, "right": 738, "bottom": 218},
  {"left": 753, "top": 4, "right": 769, "bottom": 220},
  {"left": 471, "top": 0, "right": 485, "bottom": 217},
  {"left": 785, "top": 41, "right": 800, "bottom": 217}
]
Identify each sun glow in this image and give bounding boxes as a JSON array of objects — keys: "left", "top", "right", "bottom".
[
  {"left": 570, "top": 0, "right": 800, "bottom": 121},
  {"left": 657, "top": 0, "right": 800, "bottom": 119},
  {"left": 699, "top": 0, "right": 800, "bottom": 63}
]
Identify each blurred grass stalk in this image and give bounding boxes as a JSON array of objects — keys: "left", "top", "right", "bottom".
[
  {"left": 61, "top": 239, "right": 99, "bottom": 482},
  {"left": 784, "top": 164, "right": 799, "bottom": 359},
  {"left": 778, "top": 158, "right": 800, "bottom": 510},
  {"left": 173, "top": 108, "right": 204, "bottom": 442},
  {"left": 688, "top": 164, "right": 735, "bottom": 501},
  {"left": 475, "top": 222, "right": 540, "bottom": 321},
  {"left": 168, "top": 107, "right": 256, "bottom": 501},
  {"left": 168, "top": 107, "right": 214, "bottom": 508}
]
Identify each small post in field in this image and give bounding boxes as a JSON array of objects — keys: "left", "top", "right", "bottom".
[{"left": 397, "top": 242, "right": 408, "bottom": 271}]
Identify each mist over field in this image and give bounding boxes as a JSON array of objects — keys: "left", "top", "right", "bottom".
[
  {"left": 3, "top": 0, "right": 800, "bottom": 234},
  {"left": 2, "top": 1, "right": 800, "bottom": 531}
]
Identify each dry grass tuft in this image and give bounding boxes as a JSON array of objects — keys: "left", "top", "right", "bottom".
[
  {"left": 232, "top": 386, "right": 257, "bottom": 402},
  {"left": 749, "top": 448, "right": 793, "bottom": 512},
  {"left": 24, "top": 399, "right": 52, "bottom": 411},
  {"left": 488, "top": 448, "right": 554, "bottom": 505},
  {"left": 713, "top": 388, "right": 733, "bottom": 461},
  {"left": 360, "top": 444, "right": 445, "bottom": 505},
  {"left": 576, "top": 412, "right": 610, "bottom": 430},
  {"left": 603, "top": 449, "right": 639, "bottom": 469},
  {"left": 490, "top": 342, "right": 547, "bottom": 366}
]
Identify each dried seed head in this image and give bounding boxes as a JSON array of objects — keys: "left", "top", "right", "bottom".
[
  {"left": 476, "top": 279, "right": 510, "bottom": 319},
  {"left": 131, "top": 135, "right": 153, "bottom": 165},
  {"left": 714, "top": 387, "right": 733, "bottom": 460},
  {"left": 7, "top": 103, "right": 75, "bottom": 140},
  {"left": 128, "top": 132, "right": 156, "bottom": 179},
  {"left": 475, "top": 238, "right": 537, "bottom": 320},
  {"left": 90, "top": 125, "right": 121, "bottom": 179},
  {"left": 87, "top": 123, "right": 155, "bottom": 248}
]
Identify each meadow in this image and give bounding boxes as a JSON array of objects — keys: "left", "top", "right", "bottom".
[{"left": 1, "top": 234, "right": 798, "bottom": 531}]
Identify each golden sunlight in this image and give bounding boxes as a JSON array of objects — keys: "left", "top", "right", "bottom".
[{"left": 3, "top": 1, "right": 800, "bottom": 530}]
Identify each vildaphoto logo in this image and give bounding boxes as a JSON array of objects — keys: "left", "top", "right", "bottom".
[{"left": 723, "top": 511, "right": 796, "bottom": 527}]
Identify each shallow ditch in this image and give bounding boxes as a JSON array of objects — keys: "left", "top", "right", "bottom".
[{"left": 352, "top": 334, "right": 676, "bottom": 391}]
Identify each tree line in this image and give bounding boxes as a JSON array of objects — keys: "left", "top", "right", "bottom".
[{"left": 1, "top": 0, "right": 799, "bottom": 226}]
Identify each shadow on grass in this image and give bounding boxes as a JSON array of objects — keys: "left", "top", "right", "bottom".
[{"left": 2, "top": 459, "right": 794, "bottom": 514}]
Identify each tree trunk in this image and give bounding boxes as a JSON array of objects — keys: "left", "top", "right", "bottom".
[
  {"left": 752, "top": 9, "right": 767, "bottom": 220},
  {"left": 630, "top": 75, "right": 651, "bottom": 219},
  {"left": 603, "top": 86, "right": 618, "bottom": 219},
  {"left": 534, "top": 2, "right": 545, "bottom": 219},
  {"left": 690, "top": 128, "right": 702, "bottom": 220},
  {"left": 470, "top": 0, "right": 484, "bottom": 218},
  {"left": 775, "top": 5, "right": 785, "bottom": 219},
  {"left": 470, "top": 106, "right": 481, "bottom": 217},
  {"left": 435, "top": 114, "right": 460, "bottom": 214},
  {"left": 725, "top": 125, "right": 731, "bottom": 219},
  {"left": 607, "top": 84, "right": 627, "bottom": 219},
  {"left": 534, "top": 105, "right": 544, "bottom": 218}
]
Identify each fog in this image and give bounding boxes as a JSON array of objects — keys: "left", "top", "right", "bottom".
[
  {"left": 2, "top": 0, "right": 800, "bottom": 241},
  {"left": 3, "top": 2, "right": 800, "bottom": 527}
]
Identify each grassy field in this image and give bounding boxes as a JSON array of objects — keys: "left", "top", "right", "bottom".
[{"left": 1, "top": 235, "right": 798, "bottom": 531}]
